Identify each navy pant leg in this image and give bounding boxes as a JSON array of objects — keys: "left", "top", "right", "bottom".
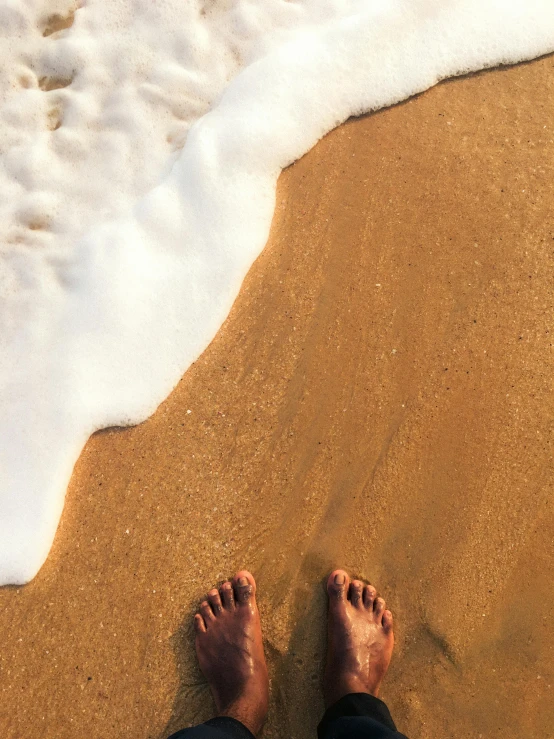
[
  {"left": 318, "top": 693, "right": 409, "bottom": 739},
  {"left": 168, "top": 716, "right": 256, "bottom": 739},
  {"left": 167, "top": 693, "right": 408, "bottom": 739}
]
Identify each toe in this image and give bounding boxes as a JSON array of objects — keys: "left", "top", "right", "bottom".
[
  {"left": 208, "top": 588, "right": 223, "bottom": 616},
  {"left": 233, "top": 570, "right": 256, "bottom": 605},
  {"left": 363, "top": 584, "right": 377, "bottom": 610},
  {"left": 200, "top": 601, "right": 215, "bottom": 624},
  {"left": 220, "top": 581, "right": 235, "bottom": 610},
  {"left": 194, "top": 613, "right": 207, "bottom": 634},
  {"left": 373, "top": 597, "right": 386, "bottom": 623},
  {"left": 327, "top": 570, "right": 350, "bottom": 603},
  {"left": 349, "top": 580, "right": 364, "bottom": 608},
  {"left": 382, "top": 609, "right": 394, "bottom": 634}
]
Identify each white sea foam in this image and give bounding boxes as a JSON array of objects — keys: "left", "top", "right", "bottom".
[{"left": 0, "top": 0, "right": 552, "bottom": 585}]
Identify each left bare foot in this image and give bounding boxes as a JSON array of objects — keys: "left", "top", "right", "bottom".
[{"left": 194, "top": 570, "right": 269, "bottom": 736}]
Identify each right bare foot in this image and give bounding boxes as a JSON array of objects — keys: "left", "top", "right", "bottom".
[
  {"left": 194, "top": 570, "right": 269, "bottom": 736},
  {"left": 324, "top": 569, "right": 394, "bottom": 708}
]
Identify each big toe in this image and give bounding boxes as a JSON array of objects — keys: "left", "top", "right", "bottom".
[
  {"left": 233, "top": 570, "right": 256, "bottom": 606},
  {"left": 327, "top": 569, "right": 350, "bottom": 605}
]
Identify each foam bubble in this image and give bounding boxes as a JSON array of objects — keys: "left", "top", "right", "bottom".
[{"left": 0, "top": 0, "right": 552, "bottom": 584}]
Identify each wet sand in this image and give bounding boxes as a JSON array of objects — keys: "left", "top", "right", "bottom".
[{"left": 1, "top": 55, "right": 553, "bottom": 739}]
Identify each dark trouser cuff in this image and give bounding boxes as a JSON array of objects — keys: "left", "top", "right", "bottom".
[
  {"left": 168, "top": 716, "right": 256, "bottom": 739},
  {"left": 318, "top": 693, "right": 398, "bottom": 738},
  {"left": 204, "top": 717, "right": 257, "bottom": 739}
]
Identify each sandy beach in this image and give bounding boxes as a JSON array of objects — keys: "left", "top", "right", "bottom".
[{"left": 1, "top": 54, "right": 553, "bottom": 738}]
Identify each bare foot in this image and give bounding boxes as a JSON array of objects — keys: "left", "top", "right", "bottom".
[
  {"left": 194, "top": 570, "right": 269, "bottom": 736},
  {"left": 324, "top": 569, "right": 394, "bottom": 707}
]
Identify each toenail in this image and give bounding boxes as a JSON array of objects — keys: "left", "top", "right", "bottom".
[
  {"left": 238, "top": 577, "right": 248, "bottom": 586},
  {"left": 334, "top": 573, "right": 345, "bottom": 585}
]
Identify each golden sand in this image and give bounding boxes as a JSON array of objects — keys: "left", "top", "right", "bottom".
[{"left": 1, "top": 55, "right": 553, "bottom": 739}]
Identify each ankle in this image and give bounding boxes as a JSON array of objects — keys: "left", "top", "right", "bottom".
[
  {"left": 220, "top": 699, "right": 267, "bottom": 737},
  {"left": 324, "top": 676, "right": 380, "bottom": 708}
]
